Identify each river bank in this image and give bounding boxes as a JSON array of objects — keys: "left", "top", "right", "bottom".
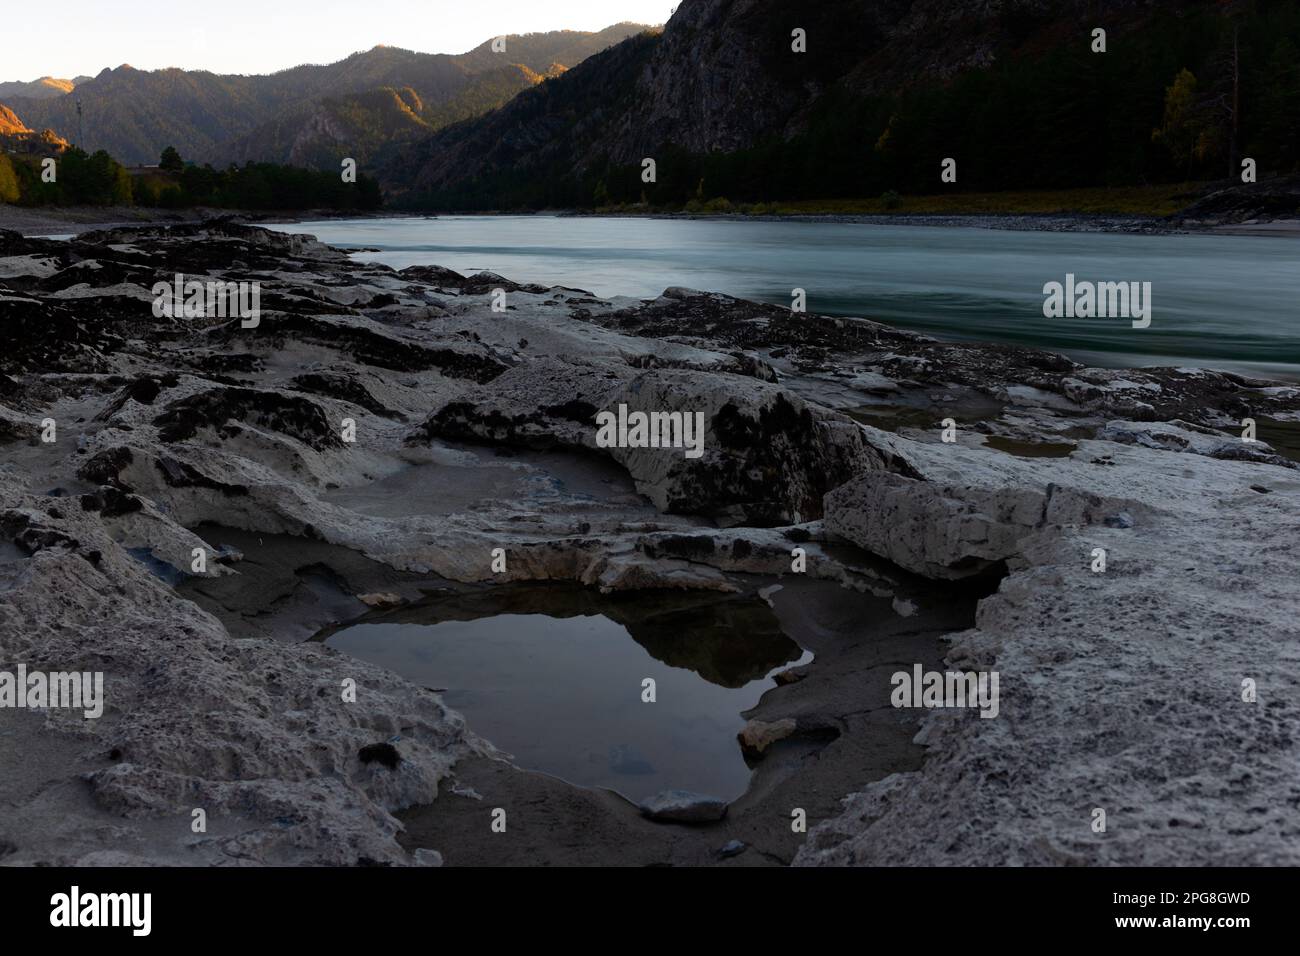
[
  {"left": 1, "top": 221, "right": 1297, "bottom": 866},
  {"left": 10, "top": 191, "right": 1300, "bottom": 240}
]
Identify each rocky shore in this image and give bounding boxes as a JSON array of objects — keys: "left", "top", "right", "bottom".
[{"left": 1, "top": 221, "right": 1297, "bottom": 866}]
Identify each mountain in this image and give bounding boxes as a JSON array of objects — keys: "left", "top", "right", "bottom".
[
  {"left": 0, "top": 76, "right": 87, "bottom": 100},
  {"left": 386, "top": 0, "right": 1300, "bottom": 208},
  {"left": 218, "top": 61, "right": 565, "bottom": 170},
  {"left": 0, "top": 106, "right": 27, "bottom": 135},
  {"left": 0, "top": 24, "right": 647, "bottom": 167},
  {"left": 0, "top": 104, "right": 68, "bottom": 154}
]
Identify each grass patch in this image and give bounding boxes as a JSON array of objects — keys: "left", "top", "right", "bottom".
[{"left": 762, "top": 184, "right": 1208, "bottom": 217}]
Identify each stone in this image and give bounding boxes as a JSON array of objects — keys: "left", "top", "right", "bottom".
[
  {"left": 737, "top": 717, "right": 797, "bottom": 758},
  {"left": 639, "top": 790, "right": 727, "bottom": 823},
  {"left": 413, "top": 848, "right": 444, "bottom": 867},
  {"left": 718, "top": 840, "right": 747, "bottom": 858}
]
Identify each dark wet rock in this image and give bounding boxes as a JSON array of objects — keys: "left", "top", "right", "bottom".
[
  {"left": 96, "top": 373, "right": 181, "bottom": 422},
  {"left": 1167, "top": 174, "right": 1300, "bottom": 226},
  {"left": 0, "top": 412, "right": 27, "bottom": 445},
  {"left": 398, "top": 263, "right": 468, "bottom": 287},
  {"left": 154, "top": 456, "right": 250, "bottom": 496},
  {"left": 248, "top": 314, "right": 510, "bottom": 381},
  {"left": 184, "top": 352, "right": 263, "bottom": 376},
  {"left": 359, "top": 743, "right": 402, "bottom": 770},
  {"left": 718, "top": 839, "right": 747, "bottom": 858},
  {"left": 79, "top": 486, "right": 144, "bottom": 518},
  {"left": 639, "top": 789, "right": 727, "bottom": 823},
  {"left": 290, "top": 372, "right": 400, "bottom": 418},
  {"left": 154, "top": 387, "right": 341, "bottom": 450},
  {"left": 77, "top": 446, "right": 135, "bottom": 490},
  {"left": 642, "top": 534, "right": 716, "bottom": 561},
  {"left": 0, "top": 297, "right": 124, "bottom": 374},
  {"left": 626, "top": 350, "right": 779, "bottom": 383},
  {"left": 1, "top": 510, "right": 82, "bottom": 557},
  {"left": 459, "top": 271, "right": 548, "bottom": 296},
  {"left": 33, "top": 258, "right": 155, "bottom": 295}
]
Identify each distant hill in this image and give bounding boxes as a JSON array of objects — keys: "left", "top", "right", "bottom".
[
  {"left": 0, "top": 24, "right": 648, "bottom": 167},
  {"left": 0, "top": 76, "right": 87, "bottom": 100},
  {"left": 0, "top": 105, "right": 28, "bottom": 135},
  {"left": 219, "top": 59, "right": 567, "bottom": 171},
  {"left": 0, "top": 104, "right": 68, "bottom": 154},
  {"left": 385, "top": 0, "right": 1300, "bottom": 209}
]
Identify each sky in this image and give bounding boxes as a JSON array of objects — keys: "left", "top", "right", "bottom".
[{"left": 4, "top": 0, "right": 673, "bottom": 80}]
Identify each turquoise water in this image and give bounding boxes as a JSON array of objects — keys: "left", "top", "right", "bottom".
[{"left": 268, "top": 215, "right": 1300, "bottom": 380}]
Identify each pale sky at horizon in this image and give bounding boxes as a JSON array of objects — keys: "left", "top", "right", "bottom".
[{"left": 4, "top": 0, "right": 672, "bottom": 80}]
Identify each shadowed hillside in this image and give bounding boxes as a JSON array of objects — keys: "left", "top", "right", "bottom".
[
  {"left": 384, "top": 0, "right": 1300, "bottom": 211},
  {"left": 0, "top": 24, "right": 648, "bottom": 167}
]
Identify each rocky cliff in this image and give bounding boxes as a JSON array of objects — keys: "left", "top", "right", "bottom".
[{"left": 389, "top": 0, "right": 1271, "bottom": 207}]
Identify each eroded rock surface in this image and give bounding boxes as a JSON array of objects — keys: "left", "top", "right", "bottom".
[{"left": 2, "top": 220, "right": 1298, "bottom": 866}]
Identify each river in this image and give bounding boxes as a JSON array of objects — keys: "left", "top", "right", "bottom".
[{"left": 266, "top": 215, "right": 1300, "bottom": 381}]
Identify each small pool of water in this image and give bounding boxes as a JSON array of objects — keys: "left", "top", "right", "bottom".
[
  {"left": 319, "top": 586, "right": 810, "bottom": 802},
  {"left": 983, "top": 435, "right": 1077, "bottom": 458}
]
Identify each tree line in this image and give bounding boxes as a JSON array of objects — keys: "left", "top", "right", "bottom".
[{"left": 0, "top": 145, "right": 382, "bottom": 210}]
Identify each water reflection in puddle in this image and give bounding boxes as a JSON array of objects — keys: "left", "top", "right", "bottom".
[{"left": 319, "top": 586, "right": 809, "bottom": 802}]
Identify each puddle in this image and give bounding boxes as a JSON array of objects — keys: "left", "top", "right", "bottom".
[
  {"left": 316, "top": 585, "right": 809, "bottom": 802},
  {"left": 982, "top": 435, "right": 1077, "bottom": 458},
  {"left": 177, "top": 524, "right": 399, "bottom": 644},
  {"left": 844, "top": 396, "right": 1004, "bottom": 433},
  {"left": 1209, "top": 416, "right": 1300, "bottom": 464},
  {"left": 323, "top": 446, "right": 644, "bottom": 519},
  {"left": 125, "top": 546, "right": 185, "bottom": 586},
  {"left": 1255, "top": 416, "right": 1300, "bottom": 464}
]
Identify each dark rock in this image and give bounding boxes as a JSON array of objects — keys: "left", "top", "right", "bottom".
[
  {"left": 358, "top": 743, "right": 401, "bottom": 770},
  {"left": 154, "top": 387, "right": 341, "bottom": 449},
  {"left": 639, "top": 789, "right": 727, "bottom": 823},
  {"left": 79, "top": 486, "right": 144, "bottom": 517},
  {"left": 154, "top": 456, "right": 250, "bottom": 496},
  {"left": 290, "top": 372, "right": 400, "bottom": 419},
  {"left": 643, "top": 534, "right": 716, "bottom": 561},
  {"left": 718, "top": 839, "right": 747, "bottom": 858},
  {"left": 77, "top": 447, "right": 135, "bottom": 490}
]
